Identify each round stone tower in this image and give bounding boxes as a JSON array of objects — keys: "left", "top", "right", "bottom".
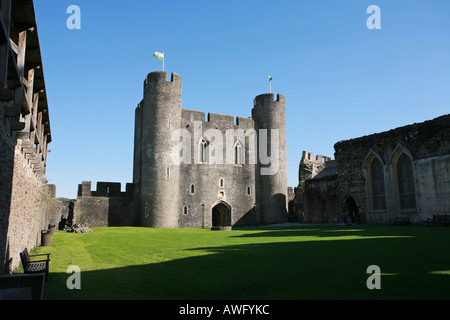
[
  {"left": 252, "top": 93, "right": 288, "bottom": 224},
  {"left": 138, "top": 71, "right": 182, "bottom": 228}
]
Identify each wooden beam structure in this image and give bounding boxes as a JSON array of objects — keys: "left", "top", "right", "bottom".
[{"left": 0, "top": 0, "right": 52, "bottom": 182}]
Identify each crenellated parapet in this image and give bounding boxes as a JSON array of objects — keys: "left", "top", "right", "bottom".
[
  {"left": 301, "top": 151, "right": 331, "bottom": 164},
  {"left": 181, "top": 109, "right": 255, "bottom": 131},
  {"left": 143, "top": 71, "right": 182, "bottom": 91},
  {"left": 253, "top": 93, "right": 285, "bottom": 109},
  {"left": 299, "top": 151, "right": 333, "bottom": 183},
  {"left": 77, "top": 181, "right": 136, "bottom": 198}
]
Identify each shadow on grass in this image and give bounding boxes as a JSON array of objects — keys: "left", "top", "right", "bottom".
[
  {"left": 232, "top": 224, "right": 420, "bottom": 238},
  {"left": 43, "top": 226, "right": 450, "bottom": 300}
]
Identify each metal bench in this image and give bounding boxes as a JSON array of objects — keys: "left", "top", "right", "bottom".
[{"left": 19, "top": 248, "right": 50, "bottom": 281}]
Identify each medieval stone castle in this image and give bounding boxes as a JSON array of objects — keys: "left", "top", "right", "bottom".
[
  {"left": 1, "top": 0, "right": 449, "bottom": 274},
  {"left": 77, "top": 71, "right": 288, "bottom": 230}
]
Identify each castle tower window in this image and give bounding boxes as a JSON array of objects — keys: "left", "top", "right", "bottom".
[
  {"left": 370, "top": 159, "right": 386, "bottom": 210},
  {"left": 183, "top": 206, "right": 188, "bottom": 215},
  {"left": 190, "top": 184, "right": 195, "bottom": 194},
  {"left": 397, "top": 154, "right": 416, "bottom": 210},
  {"left": 234, "top": 141, "right": 244, "bottom": 165},
  {"left": 247, "top": 187, "right": 251, "bottom": 195},
  {"left": 199, "top": 138, "right": 210, "bottom": 164},
  {"left": 220, "top": 178, "right": 224, "bottom": 187},
  {"left": 106, "top": 186, "right": 110, "bottom": 195}
]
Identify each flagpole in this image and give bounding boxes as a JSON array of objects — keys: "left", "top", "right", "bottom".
[{"left": 163, "top": 52, "right": 165, "bottom": 71}]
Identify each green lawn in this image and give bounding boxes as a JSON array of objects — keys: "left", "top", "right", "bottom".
[{"left": 23, "top": 225, "right": 450, "bottom": 300}]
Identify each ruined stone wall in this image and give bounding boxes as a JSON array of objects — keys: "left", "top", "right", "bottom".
[
  {"left": 303, "top": 175, "right": 339, "bottom": 223},
  {"left": 74, "top": 182, "right": 139, "bottom": 228},
  {"left": 299, "top": 151, "right": 331, "bottom": 183},
  {"left": 292, "top": 151, "right": 334, "bottom": 223},
  {"left": 334, "top": 114, "right": 450, "bottom": 224}
]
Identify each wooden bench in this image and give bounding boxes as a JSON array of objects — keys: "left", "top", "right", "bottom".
[
  {"left": 389, "top": 217, "right": 411, "bottom": 226},
  {"left": 19, "top": 249, "right": 50, "bottom": 281},
  {"left": 425, "top": 215, "right": 450, "bottom": 227}
]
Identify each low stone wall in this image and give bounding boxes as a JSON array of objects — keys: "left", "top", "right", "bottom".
[
  {"left": 71, "top": 181, "right": 139, "bottom": 228},
  {"left": 74, "top": 196, "right": 139, "bottom": 228}
]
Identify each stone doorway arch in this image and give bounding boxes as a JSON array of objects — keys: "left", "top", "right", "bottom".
[
  {"left": 344, "top": 196, "right": 360, "bottom": 224},
  {"left": 211, "top": 201, "right": 232, "bottom": 231}
]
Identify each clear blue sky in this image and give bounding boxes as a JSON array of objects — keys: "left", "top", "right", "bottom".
[{"left": 34, "top": 0, "right": 450, "bottom": 198}]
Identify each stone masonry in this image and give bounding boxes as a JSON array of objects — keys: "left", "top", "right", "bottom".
[
  {"left": 293, "top": 114, "right": 450, "bottom": 225},
  {"left": 0, "top": 0, "right": 54, "bottom": 274},
  {"left": 334, "top": 114, "right": 450, "bottom": 224}
]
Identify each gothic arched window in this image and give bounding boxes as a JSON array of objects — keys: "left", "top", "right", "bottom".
[
  {"left": 370, "top": 159, "right": 386, "bottom": 210},
  {"left": 234, "top": 141, "right": 244, "bottom": 165},
  {"left": 199, "top": 138, "right": 209, "bottom": 164}
]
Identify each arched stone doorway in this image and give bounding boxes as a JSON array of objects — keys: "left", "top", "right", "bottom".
[
  {"left": 211, "top": 201, "right": 232, "bottom": 231},
  {"left": 345, "top": 196, "right": 360, "bottom": 224}
]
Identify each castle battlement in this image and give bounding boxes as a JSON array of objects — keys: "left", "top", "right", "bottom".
[
  {"left": 78, "top": 181, "right": 135, "bottom": 198},
  {"left": 301, "top": 151, "right": 331, "bottom": 164},
  {"left": 181, "top": 109, "right": 255, "bottom": 130},
  {"left": 143, "top": 71, "right": 181, "bottom": 90},
  {"left": 253, "top": 93, "right": 286, "bottom": 107},
  {"left": 207, "top": 113, "right": 235, "bottom": 126}
]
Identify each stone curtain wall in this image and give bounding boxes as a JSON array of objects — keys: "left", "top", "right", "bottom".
[
  {"left": 0, "top": 0, "right": 54, "bottom": 274},
  {"left": 0, "top": 103, "right": 16, "bottom": 273},
  {"left": 1, "top": 104, "right": 54, "bottom": 273},
  {"left": 2, "top": 141, "right": 54, "bottom": 273},
  {"left": 334, "top": 114, "right": 450, "bottom": 224},
  {"left": 74, "top": 197, "right": 139, "bottom": 228},
  {"left": 74, "top": 182, "right": 139, "bottom": 228}
]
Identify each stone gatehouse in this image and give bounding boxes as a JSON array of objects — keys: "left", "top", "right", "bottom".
[{"left": 73, "top": 71, "right": 289, "bottom": 229}]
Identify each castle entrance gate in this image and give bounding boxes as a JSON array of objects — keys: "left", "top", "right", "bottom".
[{"left": 211, "top": 201, "right": 232, "bottom": 231}]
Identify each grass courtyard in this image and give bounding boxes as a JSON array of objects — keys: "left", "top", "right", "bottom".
[{"left": 25, "top": 224, "right": 450, "bottom": 300}]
